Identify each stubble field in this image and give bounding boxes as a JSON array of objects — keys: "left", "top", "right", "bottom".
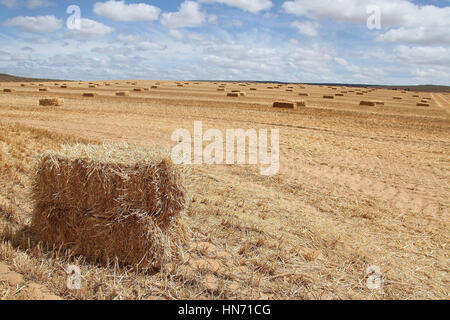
[{"left": 0, "top": 80, "right": 448, "bottom": 300}]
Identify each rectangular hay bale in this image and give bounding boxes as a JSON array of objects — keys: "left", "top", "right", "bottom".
[
  {"left": 31, "top": 143, "right": 188, "bottom": 270},
  {"left": 39, "top": 98, "right": 64, "bottom": 106},
  {"left": 360, "top": 100, "right": 376, "bottom": 106},
  {"left": 273, "top": 101, "right": 296, "bottom": 109}
]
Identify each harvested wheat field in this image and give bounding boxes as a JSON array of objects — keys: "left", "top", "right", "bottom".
[{"left": 0, "top": 80, "right": 449, "bottom": 301}]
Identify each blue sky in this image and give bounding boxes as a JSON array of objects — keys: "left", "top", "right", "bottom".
[{"left": 0, "top": 0, "right": 449, "bottom": 84}]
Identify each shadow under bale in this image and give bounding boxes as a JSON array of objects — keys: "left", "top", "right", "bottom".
[{"left": 31, "top": 143, "right": 189, "bottom": 271}]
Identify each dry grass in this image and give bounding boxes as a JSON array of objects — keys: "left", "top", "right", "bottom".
[{"left": 0, "top": 81, "right": 448, "bottom": 300}]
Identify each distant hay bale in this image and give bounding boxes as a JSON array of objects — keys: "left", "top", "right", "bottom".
[
  {"left": 360, "top": 100, "right": 376, "bottom": 106},
  {"left": 21, "top": 84, "right": 26, "bottom": 87},
  {"left": 417, "top": 103, "right": 430, "bottom": 107},
  {"left": 267, "top": 87, "right": 274, "bottom": 89},
  {"left": 39, "top": 98, "right": 64, "bottom": 106},
  {"left": 227, "top": 93, "right": 240, "bottom": 97},
  {"left": 335, "top": 93, "right": 344, "bottom": 96},
  {"left": 60, "top": 85, "right": 68, "bottom": 89},
  {"left": 323, "top": 95, "right": 334, "bottom": 99},
  {"left": 393, "top": 96, "right": 402, "bottom": 100},
  {"left": 356, "top": 93, "right": 364, "bottom": 95},
  {"left": 116, "top": 91, "right": 130, "bottom": 97},
  {"left": 217, "top": 88, "right": 225, "bottom": 91},
  {"left": 89, "top": 85, "right": 96, "bottom": 88},
  {"left": 151, "top": 86, "right": 159, "bottom": 89},
  {"left": 39, "top": 88, "right": 49, "bottom": 92},
  {"left": 286, "top": 89, "right": 293, "bottom": 92},
  {"left": 31, "top": 143, "right": 188, "bottom": 270},
  {"left": 298, "top": 93, "right": 309, "bottom": 96},
  {"left": 239, "top": 92, "right": 246, "bottom": 97},
  {"left": 273, "top": 101, "right": 296, "bottom": 109},
  {"left": 177, "top": 84, "right": 184, "bottom": 87},
  {"left": 105, "top": 83, "right": 111, "bottom": 86},
  {"left": 83, "top": 93, "right": 97, "bottom": 97},
  {"left": 133, "top": 88, "right": 143, "bottom": 92},
  {"left": 250, "top": 88, "right": 257, "bottom": 91},
  {"left": 295, "top": 100, "right": 306, "bottom": 107},
  {"left": 231, "top": 90, "right": 241, "bottom": 93},
  {"left": 3, "top": 88, "right": 15, "bottom": 93},
  {"left": 373, "top": 100, "right": 385, "bottom": 106}
]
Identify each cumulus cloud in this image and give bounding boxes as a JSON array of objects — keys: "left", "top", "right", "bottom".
[
  {"left": 66, "top": 18, "right": 114, "bottom": 39},
  {"left": 199, "top": 0, "right": 272, "bottom": 14},
  {"left": 282, "top": 0, "right": 450, "bottom": 45},
  {"left": 161, "top": 1, "right": 207, "bottom": 28},
  {"left": 4, "top": 15, "right": 62, "bottom": 33},
  {"left": 93, "top": 0, "right": 160, "bottom": 22}
]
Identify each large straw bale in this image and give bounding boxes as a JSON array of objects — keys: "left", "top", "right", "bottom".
[{"left": 31, "top": 143, "right": 189, "bottom": 270}]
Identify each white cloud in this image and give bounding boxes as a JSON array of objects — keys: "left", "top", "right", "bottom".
[
  {"left": 0, "top": 0, "right": 18, "bottom": 8},
  {"left": 67, "top": 18, "right": 114, "bottom": 39},
  {"left": 377, "top": 26, "right": 450, "bottom": 46},
  {"left": 26, "top": 0, "right": 54, "bottom": 9},
  {"left": 135, "top": 41, "right": 166, "bottom": 51},
  {"left": 4, "top": 15, "right": 62, "bottom": 33},
  {"left": 393, "top": 45, "right": 450, "bottom": 66},
  {"left": 199, "top": 0, "right": 272, "bottom": 14},
  {"left": 282, "top": 0, "right": 450, "bottom": 45},
  {"left": 169, "top": 29, "right": 184, "bottom": 40},
  {"left": 291, "top": 21, "right": 320, "bottom": 37},
  {"left": 161, "top": 1, "right": 207, "bottom": 28},
  {"left": 93, "top": 0, "right": 160, "bottom": 22}
]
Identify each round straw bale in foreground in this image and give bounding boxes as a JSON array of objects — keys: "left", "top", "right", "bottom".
[
  {"left": 39, "top": 98, "right": 64, "bottom": 106},
  {"left": 31, "top": 143, "right": 189, "bottom": 270}
]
